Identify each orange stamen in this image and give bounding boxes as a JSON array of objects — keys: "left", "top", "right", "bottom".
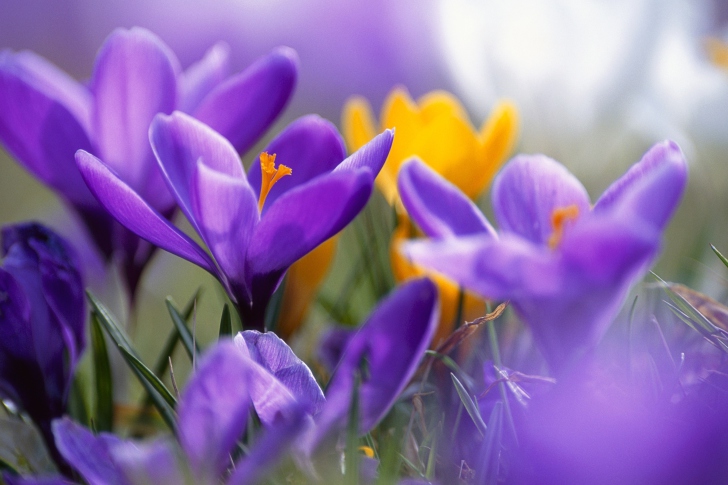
[
  {"left": 547, "top": 204, "right": 580, "bottom": 249},
  {"left": 258, "top": 152, "right": 292, "bottom": 212}
]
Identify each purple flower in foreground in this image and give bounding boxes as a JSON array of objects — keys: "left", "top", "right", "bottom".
[
  {"left": 401, "top": 141, "right": 687, "bottom": 372},
  {"left": 75, "top": 111, "right": 393, "bottom": 329},
  {"left": 0, "top": 223, "right": 84, "bottom": 458},
  {"left": 0, "top": 27, "right": 296, "bottom": 294}
]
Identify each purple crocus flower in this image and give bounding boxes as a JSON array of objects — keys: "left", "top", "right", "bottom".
[
  {"left": 0, "top": 27, "right": 296, "bottom": 295},
  {"left": 75, "top": 111, "right": 393, "bottom": 329},
  {"left": 34, "top": 340, "right": 308, "bottom": 485},
  {"left": 0, "top": 223, "right": 84, "bottom": 461},
  {"left": 401, "top": 141, "right": 687, "bottom": 372}
]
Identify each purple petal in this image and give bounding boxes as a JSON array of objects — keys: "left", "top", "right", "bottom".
[
  {"left": 227, "top": 404, "right": 311, "bottom": 485},
  {"left": 193, "top": 47, "right": 298, "bottom": 154},
  {"left": 75, "top": 150, "right": 218, "bottom": 276},
  {"left": 90, "top": 27, "right": 178, "bottom": 209},
  {"left": 178, "top": 42, "right": 230, "bottom": 114},
  {"left": 0, "top": 51, "right": 96, "bottom": 208},
  {"left": 248, "top": 170, "right": 373, "bottom": 278},
  {"left": 399, "top": 159, "right": 496, "bottom": 238},
  {"left": 191, "top": 160, "right": 258, "bottom": 287},
  {"left": 491, "top": 155, "right": 590, "bottom": 245},
  {"left": 110, "top": 439, "right": 188, "bottom": 485},
  {"left": 52, "top": 418, "right": 127, "bottom": 485},
  {"left": 317, "top": 326, "right": 357, "bottom": 374},
  {"left": 247, "top": 115, "right": 346, "bottom": 213},
  {"left": 177, "top": 340, "right": 251, "bottom": 478},
  {"left": 237, "top": 331, "right": 325, "bottom": 415},
  {"left": 404, "top": 234, "right": 562, "bottom": 301},
  {"left": 311, "top": 279, "right": 438, "bottom": 448},
  {"left": 334, "top": 129, "right": 394, "bottom": 175},
  {"left": 150, "top": 111, "right": 246, "bottom": 236},
  {"left": 594, "top": 140, "right": 688, "bottom": 231}
]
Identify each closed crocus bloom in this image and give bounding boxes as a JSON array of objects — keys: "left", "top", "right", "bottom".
[
  {"left": 344, "top": 87, "right": 518, "bottom": 344},
  {"left": 0, "top": 27, "right": 296, "bottom": 296},
  {"left": 0, "top": 223, "right": 84, "bottom": 455},
  {"left": 76, "top": 112, "right": 393, "bottom": 330},
  {"left": 402, "top": 141, "right": 687, "bottom": 372}
]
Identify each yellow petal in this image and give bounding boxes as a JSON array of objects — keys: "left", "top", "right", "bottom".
[
  {"left": 277, "top": 236, "right": 338, "bottom": 339},
  {"left": 473, "top": 100, "right": 520, "bottom": 195},
  {"left": 417, "top": 90, "right": 469, "bottom": 123},
  {"left": 342, "top": 96, "right": 377, "bottom": 153},
  {"left": 706, "top": 37, "right": 728, "bottom": 69}
]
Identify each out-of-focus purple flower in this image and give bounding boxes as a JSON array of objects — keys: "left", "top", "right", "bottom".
[
  {"left": 45, "top": 340, "right": 307, "bottom": 485},
  {"left": 402, "top": 141, "right": 687, "bottom": 372},
  {"left": 307, "top": 278, "right": 438, "bottom": 451},
  {"left": 0, "top": 222, "right": 84, "bottom": 454},
  {"left": 509, "top": 366, "right": 728, "bottom": 485},
  {"left": 0, "top": 27, "right": 296, "bottom": 295},
  {"left": 75, "top": 111, "right": 393, "bottom": 329},
  {"left": 317, "top": 325, "right": 357, "bottom": 374}
]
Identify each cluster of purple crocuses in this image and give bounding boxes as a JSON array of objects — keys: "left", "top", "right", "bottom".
[{"left": 1, "top": 26, "right": 727, "bottom": 485}]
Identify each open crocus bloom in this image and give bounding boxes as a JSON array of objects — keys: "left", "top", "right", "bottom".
[
  {"left": 0, "top": 27, "right": 296, "bottom": 294},
  {"left": 343, "top": 86, "right": 519, "bottom": 203},
  {"left": 402, "top": 141, "right": 687, "bottom": 372},
  {"left": 76, "top": 111, "right": 393, "bottom": 329}
]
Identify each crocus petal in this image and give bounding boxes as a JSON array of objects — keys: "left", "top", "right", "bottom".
[
  {"left": 404, "top": 234, "right": 563, "bottom": 301},
  {"left": 398, "top": 159, "right": 496, "bottom": 238},
  {"left": 75, "top": 150, "right": 218, "bottom": 276},
  {"left": 110, "top": 439, "right": 188, "bottom": 485},
  {"left": 177, "top": 340, "right": 251, "bottom": 478},
  {"left": 52, "top": 418, "right": 127, "bottom": 485},
  {"left": 237, "top": 331, "right": 325, "bottom": 415},
  {"left": 334, "top": 129, "right": 394, "bottom": 175},
  {"left": 247, "top": 169, "right": 373, "bottom": 292},
  {"left": 226, "top": 404, "right": 311, "bottom": 485},
  {"left": 491, "top": 155, "right": 590, "bottom": 245},
  {"left": 150, "top": 111, "right": 246, "bottom": 235},
  {"left": 178, "top": 42, "right": 230, "bottom": 114},
  {"left": 193, "top": 47, "right": 298, "bottom": 154},
  {"left": 311, "top": 279, "right": 438, "bottom": 448},
  {"left": 594, "top": 140, "right": 688, "bottom": 230},
  {"left": 0, "top": 52, "right": 96, "bottom": 208},
  {"left": 191, "top": 160, "right": 258, "bottom": 286},
  {"left": 247, "top": 115, "right": 346, "bottom": 212},
  {"left": 90, "top": 28, "right": 178, "bottom": 207}
]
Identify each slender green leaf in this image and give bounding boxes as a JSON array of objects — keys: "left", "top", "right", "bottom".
[
  {"left": 344, "top": 371, "right": 361, "bottom": 484},
  {"left": 451, "top": 373, "right": 487, "bottom": 437},
  {"left": 90, "top": 313, "right": 113, "bottom": 431},
  {"left": 67, "top": 374, "right": 90, "bottom": 428},
  {"left": 0, "top": 417, "right": 57, "bottom": 475},
  {"left": 479, "top": 401, "right": 504, "bottom": 485},
  {"left": 712, "top": 244, "right": 728, "bottom": 269},
  {"left": 165, "top": 297, "right": 201, "bottom": 361},
  {"left": 117, "top": 347, "right": 177, "bottom": 409},
  {"left": 219, "top": 303, "right": 233, "bottom": 338},
  {"left": 87, "top": 291, "right": 177, "bottom": 431},
  {"left": 265, "top": 279, "right": 286, "bottom": 332}
]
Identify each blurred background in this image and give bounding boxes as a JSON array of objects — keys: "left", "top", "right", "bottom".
[{"left": 3, "top": 0, "right": 728, "bottom": 399}]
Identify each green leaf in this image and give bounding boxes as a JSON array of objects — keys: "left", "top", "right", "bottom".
[
  {"left": 67, "top": 373, "right": 90, "bottom": 428},
  {"left": 87, "top": 291, "right": 177, "bottom": 431},
  {"left": 0, "top": 417, "right": 57, "bottom": 475},
  {"left": 451, "top": 373, "right": 487, "bottom": 438},
  {"left": 344, "top": 371, "right": 361, "bottom": 484},
  {"left": 166, "top": 297, "right": 201, "bottom": 361},
  {"left": 712, "top": 244, "right": 728, "bottom": 269},
  {"left": 479, "top": 401, "right": 504, "bottom": 485},
  {"left": 219, "top": 303, "right": 233, "bottom": 338},
  {"left": 264, "top": 278, "right": 286, "bottom": 332},
  {"left": 117, "top": 346, "right": 177, "bottom": 409},
  {"left": 90, "top": 312, "right": 113, "bottom": 431}
]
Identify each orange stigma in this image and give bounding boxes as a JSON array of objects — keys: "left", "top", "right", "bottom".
[
  {"left": 547, "top": 204, "right": 579, "bottom": 249},
  {"left": 258, "top": 152, "right": 292, "bottom": 212}
]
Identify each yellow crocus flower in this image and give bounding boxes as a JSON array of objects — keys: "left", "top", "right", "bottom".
[{"left": 343, "top": 87, "right": 519, "bottom": 345}]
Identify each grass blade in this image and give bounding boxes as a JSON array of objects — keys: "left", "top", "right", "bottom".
[
  {"left": 165, "top": 297, "right": 201, "bottom": 361},
  {"left": 451, "top": 373, "right": 487, "bottom": 437},
  {"left": 219, "top": 303, "right": 233, "bottom": 338},
  {"left": 90, "top": 312, "right": 113, "bottom": 431}
]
